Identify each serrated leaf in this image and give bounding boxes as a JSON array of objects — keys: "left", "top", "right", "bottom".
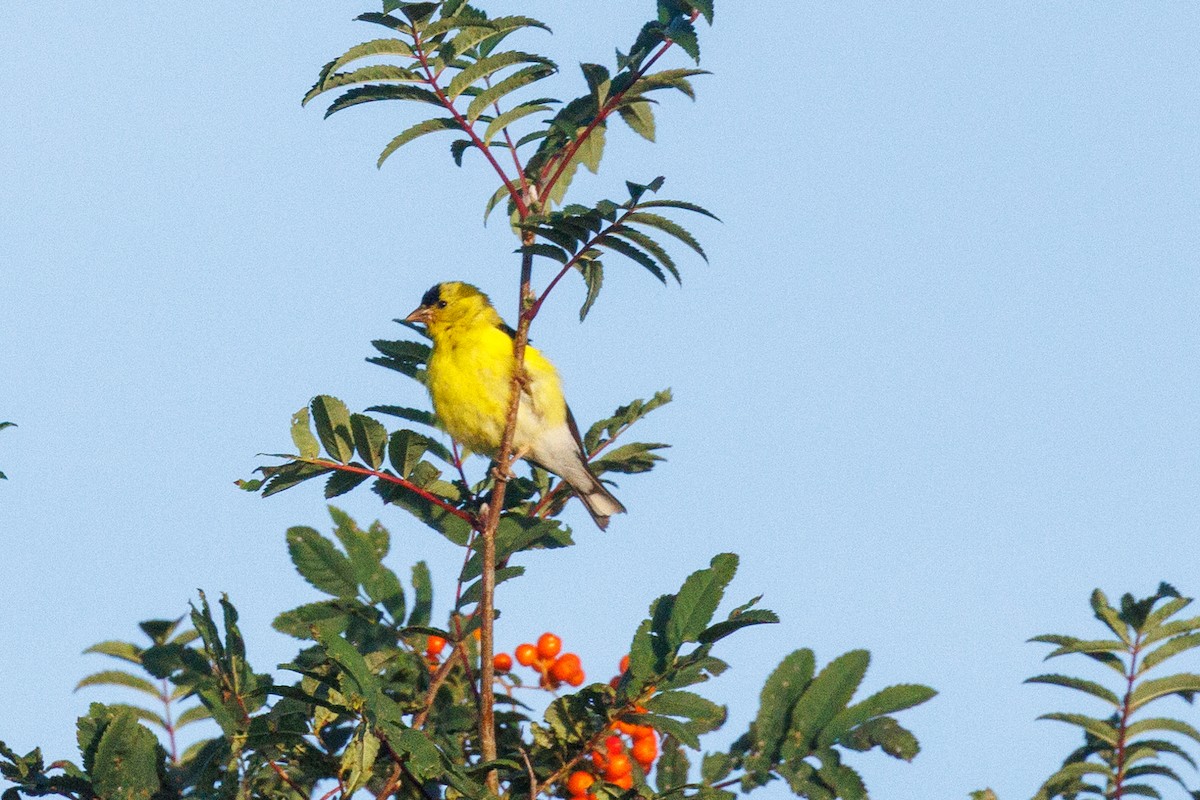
[
  {"left": 447, "top": 51, "right": 553, "bottom": 100},
  {"left": 83, "top": 641, "right": 143, "bottom": 666},
  {"left": 366, "top": 405, "right": 438, "bottom": 429},
  {"left": 75, "top": 671, "right": 160, "bottom": 699},
  {"left": 1140, "top": 632, "right": 1200, "bottom": 674},
  {"left": 286, "top": 526, "right": 358, "bottom": 598},
  {"left": 348, "top": 414, "right": 388, "bottom": 470},
  {"left": 626, "top": 212, "right": 707, "bottom": 261},
  {"left": 310, "top": 39, "right": 415, "bottom": 101},
  {"left": 307, "top": 64, "right": 423, "bottom": 106},
  {"left": 326, "top": 469, "right": 370, "bottom": 498},
  {"left": 311, "top": 396, "right": 355, "bottom": 463},
  {"left": 657, "top": 735, "right": 689, "bottom": 792},
  {"left": 645, "top": 691, "right": 726, "bottom": 733},
  {"left": 289, "top": 408, "right": 320, "bottom": 459},
  {"left": 1126, "top": 717, "right": 1200, "bottom": 747},
  {"left": 624, "top": 712, "right": 699, "bottom": 749},
  {"left": 340, "top": 728, "right": 380, "bottom": 796},
  {"left": 665, "top": 553, "right": 737, "bottom": 650},
  {"left": 578, "top": 259, "right": 603, "bottom": 320},
  {"left": 483, "top": 101, "right": 553, "bottom": 145},
  {"left": 466, "top": 63, "right": 556, "bottom": 123},
  {"left": 92, "top": 710, "right": 161, "bottom": 800},
  {"left": 1092, "top": 589, "right": 1132, "bottom": 644},
  {"left": 1129, "top": 673, "right": 1200, "bottom": 712},
  {"left": 1037, "top": 712, "right": 1120, "bottom": 745},
  {"left": 790, "top": 650, "right": 870, "bottom": 749},
  {"left": 698, "top": 609, "right": 779, "bottom": 645},
  {"left": 325, "top": 84, "right": 442, "bottom": 118},
  {"left": 746, "top": 649, "right": 815, "bottom": 774},
  {"left": 617, "top": 100, "right": 656, "bottom": 141},
  {"left": 378, "top": 117, "right": 460, "bottom": 167},
  {"left": 818, "top": 683, "right": 937, "bottom": 748},
  {"left": 1025, "top": 674, "right": 1120, "bottom": 706},
  {"left": 409, "top": 561, "right": 433, "bottom": 627},
  {"left": 273, "top": 601, "right": 353, "bottom": 640}
]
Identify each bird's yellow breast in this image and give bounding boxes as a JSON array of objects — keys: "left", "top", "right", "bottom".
[{"left": 425, "top": 321, "right": 566, "bottom": 456}]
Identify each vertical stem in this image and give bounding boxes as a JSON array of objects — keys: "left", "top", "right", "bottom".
[
  {"left": 1112, "top": 632, "right": 1142, "bottom": 800},
  {"left": 477, "top": 241, "right": 536, "bottom": 794},
  {"left": 160, "top": 679, "right": 178, "bottom": 765}
]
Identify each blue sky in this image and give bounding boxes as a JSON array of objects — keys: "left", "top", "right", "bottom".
[{"left": 2, "top": 3, "right": 1199, "bottom": 798}]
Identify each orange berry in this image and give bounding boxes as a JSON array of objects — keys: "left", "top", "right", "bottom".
[
  {"left": 613, "top": 720, "right": 637, "bottom": 736},
  {"left": 493, "top": 653, "right": 513, "bottom": 673},
  {"left": 619, "top": 654, "right": 630, "bottom": 673},
  {"left": 565, "top": 668, "right": 585, "bottom": 687},
  {"left": 605, "top": 753, "right": 633, "bottom": 780},
  {"left": 515, "top": 643, "right": 538, "bottom": 666},
  {"left": 537, "top": 632, "right": 562, "bottom": 660},
  {"left": 605, "top": 735, "right": 624, "bottom": 755},
  {"left": 550, "top": 653, "right": 582, "bottom": 682},
  {"left": 425, "top": 635, "right": 447, "bottom": 656},
  {"left": 611, "top": 774, "right": 634, "bottom": 790},
  {"left": 566, "top": 771, "right": 595, "bottom": 796},
  {"left": 631, "top": 736, "right": 657, "bottom": 764},
  {"left": 631, "top": 725, "right": 655, "bottom": 742}
]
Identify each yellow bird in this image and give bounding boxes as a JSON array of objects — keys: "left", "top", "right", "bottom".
[{"left": 404, "top": 282, "right": 626, "bottom": 530}]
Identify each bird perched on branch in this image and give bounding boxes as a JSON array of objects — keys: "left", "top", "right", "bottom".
[{"left": 404, "top": 281, "right": 625, "bottom": 530}]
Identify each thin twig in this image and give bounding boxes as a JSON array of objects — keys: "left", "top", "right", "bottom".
[
  {"left": 520, "top": 747, "right": 539, "bottom": 799},
  {"left": 298, "top": 458, "right": 478, "bottom": 527}
]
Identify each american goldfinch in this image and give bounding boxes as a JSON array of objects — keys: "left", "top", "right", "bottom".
[{"left": 404, "top": 282, "right": 626, "bottom": 530}]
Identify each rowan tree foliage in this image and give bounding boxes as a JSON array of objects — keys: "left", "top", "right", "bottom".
[{"left": 3, "top": 3, "right": 1194, "bottom": 800}]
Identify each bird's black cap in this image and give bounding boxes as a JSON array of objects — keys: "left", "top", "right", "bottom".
[{"left": 420, "top": 284, "right": 442, "bottom": 308}]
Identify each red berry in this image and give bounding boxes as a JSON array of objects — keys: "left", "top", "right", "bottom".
[
  {"left": 425, "top": 635, "right": 447, "bottom": 656},
  {"left": 550, "top": 653, "right": 582, "bottom": 682},
  {"left": 537, "top": 632, "right": 562, "bottom": 660},
  {"left": 567, "top": 771, "right": 595, "bottom": 796},
  {"left": 515, "top": 643, "right": 538, "bottom": 666},
  {"left": 494, "top": 652, "right": 513, "bottom": 673}
]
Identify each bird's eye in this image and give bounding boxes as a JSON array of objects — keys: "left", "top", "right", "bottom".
[{"left": 437, "top": 300, "right": 448, "bottom": 309}]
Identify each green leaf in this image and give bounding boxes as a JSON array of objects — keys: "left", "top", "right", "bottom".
[
  {"left": 838, "top": 716, "right": 921, "bottom": 761},
  {"left": 1024, "top": 674, "right": 1120, "bottom": 706},
  {"left": 578, "top": 259, "right": 603, "bottom": 320},
  {"left": 701, "top": 751, "right": 733, "bottom": 784},
  {"left": 377, "top": 117, "right": 460, "bottom": 167},
  {"left": 290, "top": 407, "right": 320, "bottom": 459},
  {"left": 746, "top": 649, "right": 815, "bottom": 774},
  {"left": 325, "top": 84, "right": 443, "bottom": 118},
  {"left": 626, "top": 212, "right": 707, "bottom": 261},
  {"left": 1139, "top": 632, "right": 1200, "bottom": 674},
  {"left": 409, "top": 561, "right": 433, "bottom": 627},
  {"left": 1091, "top": 589, "right": 1132, "bottom": 644},
  {"left": 576, "top": 123, "right": 606, "bottom": 175},
  {"left": 273, "top": 600, "right": 353, "bottom": 639},
  {"left": 1029, "top": 634, "right": 1128, "bottom": 674},
  {"left": 617, "top": 100, "right": 656, "bottom": 141},
  {"left": 1125, "top": 717, "right": 1200, "bottom": 748},
  {"left": 656, "top": 735, "right": 689, "bottom": 793},
  {"left": 91, "top": 710, "right": 162, "bottom": 800},
  {"left": 698, "top": 609, "right": 779, "bottom": 645},
  {"left": 340, "top": 728, "right": 380, "bottom": 796},
  {"left": 311, "top": 395, "right": 355, "bottom": 463},
  {"left": 349, "top": 414, "right": 388, "bottom": 470},
  {"left": 483, "top": 101, "right": 553, "bottom": 145},
  {"left": 790, "top": 650, "right": 870, "bottom": 748},
  {"left": 447, "top": 51, "right": 554, "bottom": 100},
  {"left": 1128, "top": 673, "right": 1200, "bottom": 712},
  {"left": 616, "top": 227, "right": 680, "bottom": 283},
  {"left": 174, "top": 705, "right": 211, "bottom": 729},
  {"left": 645, "top": 691, "right": 726, "bottom": 733},
  {"left": 306, "top": 64, "right": 423, "bottom": 105},
  {"left": 325, "top": 469, "right": 370, "bottom": 498},
  {"left": 286, "top": 526, "right": 358, "bottom": 598},
  {"left": 1037, "top": 712, "right": 1120, "bottom": 745},
  {"left": 466, "top": 63, "right": 556, "bottom": 123},
  {"left": 667, "top": 553, "right": 738, "bottom": 649},
  {"left": 75, "top": 671, "right": 160, "bottom": 699},
  {"left": 624, "top": 712, "right": 700, "bottom": 749},
  {"left": 307, "top": 39, "right": 416, "bottom": 103},
  {"left": 367, "top": 405, "right": 438, "bottom": 429},
  {"left": 818, "top": 683, "right": 937, "bottom": 748},
  {"left": 595, "top": 234, "right": 665, "bottom": 283},
  {"left": 83, "top": 641, "right": 143, "bottom": 666}
]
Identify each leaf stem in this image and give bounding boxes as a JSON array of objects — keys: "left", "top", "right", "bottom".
[{"left": 1113, "top": 632, "right": 1143, "bottom": 800}]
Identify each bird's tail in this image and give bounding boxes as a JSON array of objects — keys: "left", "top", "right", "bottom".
[{"left": 567, "top": 467, "right": 626, "bottom": 531}]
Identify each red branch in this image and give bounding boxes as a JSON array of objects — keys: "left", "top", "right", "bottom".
[
  {"left": 1113, "top": 632, "right": 1143, "bottom": 800},
  {"left": 300, "top": 458, "right": 478, "bottom": 528},
  {"left": 410, "top": 30, "right": 530, "bottom": 218}
]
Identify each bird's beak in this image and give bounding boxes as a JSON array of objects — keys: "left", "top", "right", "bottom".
[{"left": 404, "top": 305, "right": 432, "bottom": 325}]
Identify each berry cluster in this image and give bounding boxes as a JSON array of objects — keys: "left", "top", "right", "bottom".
[{"left": 496, "top": 633, "right": 585, "bottom": 689}]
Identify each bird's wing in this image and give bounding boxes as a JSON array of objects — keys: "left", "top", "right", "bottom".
[{"left": 565, "top": 405, "right": 588, "bottom": 459}]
